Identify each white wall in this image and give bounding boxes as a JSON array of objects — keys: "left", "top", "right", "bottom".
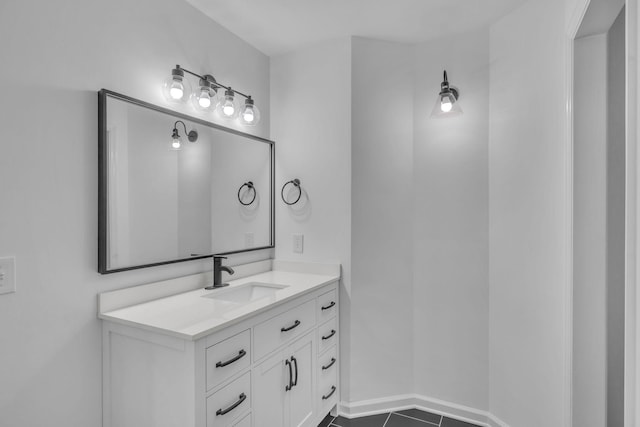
[
  {"left": 0, "top": 0, "right": 270, "bottom": 425},
  {"left": 351, "top": 37, "right": 415, "bottom": 401},
  {"left": 573, "top": 32, "right": 608, "bottom": 427},
  {"left": 488, "top": 0, "right": 570, "bottom": 425},
  {"left": 270, "top": 38, "right": 353, "bottom": 397},
  {"left": 412, "top": 30, "right": 490, "bottom": 410}
]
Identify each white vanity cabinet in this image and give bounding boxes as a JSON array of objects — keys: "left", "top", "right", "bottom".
[
  {"left": 101, "top": 274, "right": 339, "bottom": 427},
  {"left": 253, "top": 331, "right": 316, "bottom": 427}
]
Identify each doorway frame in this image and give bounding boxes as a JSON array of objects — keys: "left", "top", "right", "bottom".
[{"left": 566, "top": 1, "right": 639, "bottom": 426}]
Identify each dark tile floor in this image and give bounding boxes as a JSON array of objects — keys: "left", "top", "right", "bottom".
[{"left": 318, "top": 408, "right": 481, "bottom": 427}]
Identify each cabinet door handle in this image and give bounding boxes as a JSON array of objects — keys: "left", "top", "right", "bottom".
[
  {"left": 281, "top": 320, "right": 301, "bottom": 332},
  {"left": 215, "top": 393, "right": 246, "bottom": 416},
  {"left": 291, "top": 356, "right": 298, "bottom": 387},
  {"left": 322, "top": 329, "right": 336, "bottom": 340},
  {"left": 322, "top": 357, "right": 336, "bottom": 370},
  {"left": 285, "top": 359, "right": 293, "bottom": 391},
  {"left": 321, "top": 301, "right": 336, "bottom": 311},
  {"left": 215, "top": 349, "right": 247, "bottom": 368},
  {"left": 322, "top": 386, "right": 337, "bottom": 400}
]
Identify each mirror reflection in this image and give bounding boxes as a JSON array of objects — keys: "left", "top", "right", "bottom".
[{"left": 99, "top": 90, "right": 274, "bottom": 273}]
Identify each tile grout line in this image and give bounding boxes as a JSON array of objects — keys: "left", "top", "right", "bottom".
[
  {"left": 392, "top": 411, "right": 441, "bottom": 426},
  {"left": 381, "top": 412, "right": 392, "bottom": 427},
  {"left": 439, "top": 414, "right": 443, "bottom": 426}
]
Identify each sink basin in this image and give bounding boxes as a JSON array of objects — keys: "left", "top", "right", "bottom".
[{"left": 202, "top": 282, "right": 288, "bottom": 304}]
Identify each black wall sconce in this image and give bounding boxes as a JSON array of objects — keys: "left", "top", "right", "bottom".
[
  {"left": 431, "top": 70, "right": 462, "bottom": 118},
  {"left": 170, "top": 120, "right": 198, "bottom": 151},
  {"left": 163, "top": 65, "right": 261, "bottom": 126}
]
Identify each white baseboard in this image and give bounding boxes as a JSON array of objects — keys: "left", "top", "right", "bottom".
[
  {"left": 486, "top": 413, "right": 510, "bottom": 427},
  {"left": 338, "top": 394, "right": 510, "bottom": 427}
]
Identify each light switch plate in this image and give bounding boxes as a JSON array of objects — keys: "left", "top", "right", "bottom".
[
  {"left": 0, "top": 257, "right": 16, "bottom": 295},
  {"left": 293, "top": 234, "right": 304, "bottom": 254}
]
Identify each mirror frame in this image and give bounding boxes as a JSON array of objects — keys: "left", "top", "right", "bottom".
[{"left": 98, "top": 89, "right": 275, "bottom": 274}]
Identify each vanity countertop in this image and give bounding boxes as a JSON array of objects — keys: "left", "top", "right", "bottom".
[{"left": 99, "top": 265, "right": 340, "bottom": 341}]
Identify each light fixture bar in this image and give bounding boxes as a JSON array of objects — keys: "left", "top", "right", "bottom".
[{"left": 175, "top": 65, "right": 252, "bottom": 100}]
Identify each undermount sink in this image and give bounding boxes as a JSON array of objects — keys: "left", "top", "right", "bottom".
[{"left": 202, "top": 282, "right": 288, "bottom": 304}]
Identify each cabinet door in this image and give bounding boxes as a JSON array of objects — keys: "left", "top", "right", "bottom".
[
  {"left": 253, "top": 351, "right": 286, "bottom": 427},
  {"left": 287, "top": 333, "right": 316, "bottom": 427}
]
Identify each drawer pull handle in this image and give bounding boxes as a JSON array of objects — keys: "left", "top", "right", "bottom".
[
  {"left": 322, "top": 386, "right": 337, "bottom": 400},
  {"left": 291, "top": 356, "right": 298, "bottom": 387},
  {"left": 322, "top": 329, "right": 336, "bottom": 340},
  {"left": 285, "top": 359, "right": 293, "bottom": 391},
  {"left": 281, "top": 320, "right": 301, "bottom": 332},
  {"left": 216, "top": 349, "right": 247, "bottom": 368},
  {"left": 321, "top": 301, "right": 336, "bottom": 311},
  {"left": 216, "top": 393, "right": 246, "bottom": 416},
  {"left": 322, "top": 357, "right": 336, "bottom": 370}
]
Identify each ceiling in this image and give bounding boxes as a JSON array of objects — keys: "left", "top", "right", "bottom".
[{"left": 185, "top": 0, "right": 529, "bottom": 56}]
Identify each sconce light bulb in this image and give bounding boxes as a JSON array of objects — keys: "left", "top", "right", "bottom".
[
  {"left": 441, "top": 99, "right": 453, "bottom": 113},
  {"left": 172, "top": 138, "right": 182, "bottom": 149}
]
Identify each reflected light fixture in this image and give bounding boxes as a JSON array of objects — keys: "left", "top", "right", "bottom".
[
  {"left": 431, "top": 70, "right": 462, "bottom": 118},
  {"left": 162, "top": 65, "right": 261, "bottom": 126},
  {"left": 170, "top": 120, "right": 198, "bottom": 151}
]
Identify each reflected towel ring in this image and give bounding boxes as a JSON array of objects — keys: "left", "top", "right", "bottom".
[
  {"left": 281, "top": 179, "right": 302, "bottom": 205},
  {"left": 237, "top": 181, "right": 257, "bottom": 206}
]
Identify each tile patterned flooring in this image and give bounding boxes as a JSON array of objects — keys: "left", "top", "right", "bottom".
[{"left": 317, "top": 408, "right": 481, "bottom": 427}]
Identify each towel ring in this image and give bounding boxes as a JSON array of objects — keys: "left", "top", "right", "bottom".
[
  {"left": 281, "top": 179, "right": 302, "bottom": 205},
  {"left": 237, "top": 181, "right": 257, "bottom": 206}
]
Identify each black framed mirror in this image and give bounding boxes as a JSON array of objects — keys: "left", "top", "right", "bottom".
[{"left": 98, "top": 90, "right": 274, "bottom": 274}]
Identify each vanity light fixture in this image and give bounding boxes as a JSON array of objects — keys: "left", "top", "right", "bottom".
[
  {"left": 431, "top": 70, "right": 462, "bottom": 118},
  {"left": 163, "top": 65, "right": 261, "bottom": 126},
  {"left": 239, "top": 96, "right": 261, "bottom": 126},
  {"left": 191, "top": 75, "right": 217, "bottom": 112},
  {"left": 217, "top": 88, "right": 239, "bottom": 119},
  {"left": 170, "top": 120, "right": 198, "bottom": 151}
]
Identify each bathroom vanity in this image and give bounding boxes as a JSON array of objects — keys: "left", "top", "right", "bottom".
[{"left": 99, "top": 261, "right": 340, "bottom": 427}]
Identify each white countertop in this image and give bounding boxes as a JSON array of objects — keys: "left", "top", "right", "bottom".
[{"left": 99, "top": 267, "right": 340, "bottom": 341}]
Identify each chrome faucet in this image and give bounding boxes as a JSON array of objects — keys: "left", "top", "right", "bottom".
[{"left": 205, "top": 255, "right": 235, "bottom": 290}]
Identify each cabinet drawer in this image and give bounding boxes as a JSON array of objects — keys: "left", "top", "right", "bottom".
[
  {"left": 207, "top": 371, "right": 251, "bottom": 427},
  {"left": 319, "top": 346, "right": 337, "bottom": 384},
  {"left": 318, "top": 317, "right": 338, "bottom": 354},
  {"left": 207, "top": 329, "right": 251, "bottom": 391},
  {"left": 254, "top": 300, "right": 316, "bottom": 361},
  {"left": 319, "top": 347, "right": 338, "bottom": 415},
  {"left": 317, "top": 289, "right": 337, "bottom": 323}
]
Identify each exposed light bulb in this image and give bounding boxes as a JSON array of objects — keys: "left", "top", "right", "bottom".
[
  {"left": 243, "top": 108, "right": 255, "bottom": 123},
  {"left": 169, "top": 79, "right": 184, "bottom": 100},
  {"left": 216, "top": 89, "right": 238, "bottom": 119},
  {"left": 198, "top": 90, "right": 211, "bottom": 108},
  {"left": 239, "top": 97, "right": 260, "bottom": 126},
  {"left": 172, "top": 139, "right": 181, "bottom": 149},
  {"left": 431, "top": 70, "right": 462, "bottom": 118},
  {"left": 441, "top": 99, "right": 453, "bottom": 113},
  {"left": 222, "top": 99, "right": 235, "bottom": 117}
]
